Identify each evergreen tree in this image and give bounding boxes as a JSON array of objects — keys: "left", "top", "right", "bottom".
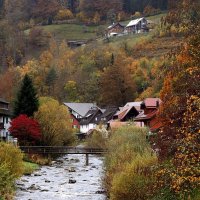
[{"left": 14, "top": 74, "right": 39, "bottom": 117}]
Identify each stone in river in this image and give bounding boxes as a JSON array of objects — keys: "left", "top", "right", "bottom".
[
  {"left": 95, "top": 190, "right": 106, "bottom": 194},
  {"left": 68, "top": 167, "right": 76, "bottom": 172},
  {"left": 69, "top": 179, "right": 76, "bottom": 184},
  {"left": 27, "top": 184, "right": 40, "bottom": 190},
  {"left": 41, "top": 189, "right": 49, "bottom": 192}
]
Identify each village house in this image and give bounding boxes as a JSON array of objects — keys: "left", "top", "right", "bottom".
[
  {"left": 0, "top": 98, "right": 11, "bottom": 141},
  {"left": 64, "top": 103, "right": 98, "bottom": 131},
  {"left": 125, "top": 17, "right": 148, "bottom": 33},
  {"left": 106, "top": 22, "right": 125, "bottom": 37},
  {"left": 80, "top": 107, "right": 103, "bottom": 134},
  {"left": 99, "top": 106, "right": 118, "bottom": 125},
  {"left": 134, "top": 98, "right": 162, "bottom": 132},
  {"left": 109, "top": 102, "right": 143, "bottom": 130}
]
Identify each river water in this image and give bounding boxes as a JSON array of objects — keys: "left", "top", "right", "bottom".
[{"left": 15, "top": 154, "right": 106, "bottom": 200}]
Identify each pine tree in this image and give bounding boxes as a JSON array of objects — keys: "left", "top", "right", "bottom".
[{"left": 14, "top": 74, "right": 39, "bottom": 117}]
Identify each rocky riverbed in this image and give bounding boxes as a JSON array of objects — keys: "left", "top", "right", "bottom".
[{"left": 15, "top": 154, "right": 106, "bottom": 200}]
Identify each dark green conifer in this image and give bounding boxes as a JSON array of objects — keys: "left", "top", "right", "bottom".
[{"left": 14, "top": 74, "right": 39, "bottom": 117}]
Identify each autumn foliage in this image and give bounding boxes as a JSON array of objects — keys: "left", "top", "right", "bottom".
[
  {"left": 9, "top": 115, "right": 41, "bottom": 145},
  {"left": 155, "top": 10, "right": 200, "bottom": 198}
]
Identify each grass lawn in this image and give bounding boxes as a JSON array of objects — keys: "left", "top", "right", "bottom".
[
  {"left": 23, "top": 161, "right": 39, "bottom": 175},
  {"left": 41, "top": 24, "right": 106, "bottom": 41}
]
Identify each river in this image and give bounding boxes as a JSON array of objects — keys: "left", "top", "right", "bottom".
[{"left": 15, "top": 154, "right": 106, "bottom": 200}]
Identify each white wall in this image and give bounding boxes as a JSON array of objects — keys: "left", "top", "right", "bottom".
[
  {"left": 80, "top": 123, "right": 96, "bottom": 134},
  {"left": 0, "top": 116, "right": 11, "bottom": 139}
]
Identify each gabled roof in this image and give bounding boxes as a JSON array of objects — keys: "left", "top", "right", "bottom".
[
  {"left": 124, "top": 102, "right": 142, "bottom": 111},
  {"left": 108, "top": 22, "right": 125, "bottom": 29},
  {"left": 134, "top": 110, "right": 157, "bottom": 121},
  {"left": 100, "top": 107, "right": 119, "bottom": 122},
  {"left": 64, "top": 103, "right": 98, "bottom": 117},
  {"left": 126, "top": 17, "right": 145, "bottom": 27},
  {"left": 80, "top": 108, "right": 102, "bottom": 125},
  {"left": 114, "top": 103, "right": 140, "bottom": 121}
]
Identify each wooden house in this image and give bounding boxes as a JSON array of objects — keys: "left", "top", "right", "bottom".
[
  {"left": 107, "top": 22, "right": 125, "bottom": 37},
  {"left": 125, "top": 17, "right": 148, "bottom": 33},
  {"left": 134, "top": 98, "right": 162, "bottom": 132}
]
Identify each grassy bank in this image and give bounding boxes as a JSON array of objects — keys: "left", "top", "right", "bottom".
[{"left": 23, "top": 161, "right": 39, "bottom": 175}]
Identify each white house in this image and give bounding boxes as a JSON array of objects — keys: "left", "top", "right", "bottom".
[
  {"left": 80, "top": 107, "right": 103, "bottom": 134},
  {"left": 0, "top": 98, "right": 11, "bottom": 141},
  {"left": 125, "top": 17, "right": 148, "bottom": 33}
]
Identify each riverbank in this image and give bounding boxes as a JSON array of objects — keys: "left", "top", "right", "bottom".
[{"left": 15, "top": 154, "right": 106, "bottom": 200}]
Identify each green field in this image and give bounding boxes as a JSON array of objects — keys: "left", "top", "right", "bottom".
[{"left": 42, "top": 24, "right": 104, "bottom": 41}]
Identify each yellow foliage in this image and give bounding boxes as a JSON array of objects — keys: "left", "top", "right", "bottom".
[
  {"left": 0, "top": 142, "right": 24, "bottom": 179},
  {"left": 93, "top": 12, "right": 100, "bottom": 24},
  {"left": 35, "top": 97, "right": 75, "bottom": 146},
  {"left": 55, "top": 9, "right": 73, "bottom": 20}
]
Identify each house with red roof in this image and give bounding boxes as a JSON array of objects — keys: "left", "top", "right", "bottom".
[
  {"left": 109, "top": 102, "right": 143, "bottom": 130},
  {"left": 134, "top": 98, "right": 162, "bottom": 132}
]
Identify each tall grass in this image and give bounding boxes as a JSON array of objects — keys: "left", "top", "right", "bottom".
[{"left": 105, "top": 126, "right": 157, "bottom": 200}]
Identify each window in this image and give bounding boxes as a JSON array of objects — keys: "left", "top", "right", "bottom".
[
  {"left": 73, "top": 125, "right": 77, "bottom": 129},
  {"left": 6, "top": 117, "right": 9, "bottom": 124}
]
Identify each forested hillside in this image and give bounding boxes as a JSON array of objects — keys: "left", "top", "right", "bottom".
[{"left": 0, "top": 0, "right": 184, "bottom": 108}]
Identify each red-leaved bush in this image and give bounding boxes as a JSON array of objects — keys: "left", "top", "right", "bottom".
[{"left": 9, "top": 114, "right": 41, "bottom": 145}]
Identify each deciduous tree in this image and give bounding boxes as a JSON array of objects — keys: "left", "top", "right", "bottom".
[
  {"left": 9, "top": 114, "right": 41, "bottom": 145},
  {"left": 34, "top": 97, "right": 75, "bottom": 146},
  {"left": 100, "top": 54, "right": 136, "bottom": 106}
]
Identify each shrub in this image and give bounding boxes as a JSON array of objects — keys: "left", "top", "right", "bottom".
[
  {"left": 86, "top": 130, "right": 107, "bottom": 149},
  {"left": 9, "top": 114, "right": 41, "bottom": 145},
  {"left": 35, "top": 97, "right": 75, "bottom": 146},
  {"left": 0, "top": 142, "right": 24, "bottom": 198},
  {"left": 29, "top": 27, "right": 51, "bottom": 47}
]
